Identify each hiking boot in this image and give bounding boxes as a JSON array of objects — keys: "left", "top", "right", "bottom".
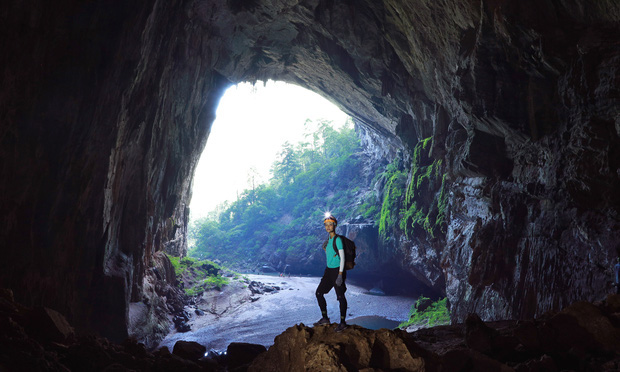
[
  {"left": 335, "top": 322, "right": 348, "bottom": 332},
  {"left": 314, "top": 317, "right": 330, "bottom": 326}
]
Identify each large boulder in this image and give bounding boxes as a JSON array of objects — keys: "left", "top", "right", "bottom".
[
  {"left": 249, "top": 324, "right": 432, "bottom": 371},
  {"left": 227, "top": 342, "right": 267, "bottom": 371},
  {"left": 172, "top": 340, "right": 207, "bottom": 361}
]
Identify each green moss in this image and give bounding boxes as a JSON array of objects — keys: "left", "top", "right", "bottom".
[
  {"left": 378, "top": 159, "right": 406, "bottom": 238},
  {"left": 185, "top": 286, "right": 204, "bottom": 296},
  {"left": 399, "top": 201, "right": 424, "bottom": 237},
  {"left": 167, "top": 254, "right": 235, "bottom": 296},
  {"left": 168, "top": 255, "right": 182, "bottom": 277},
  {"left": 203, "top": 275, "right": 229, "bottom": 291},
  {"left": 181, "top": 256, "right": 196, "bottom": 267},
  {"left": 421, "top": 136, "right": 432, "bottom": 150},
  {"left": 401, "top": 137, "right": 446, "bottom": 238},
  {"left": 399, "top": 297, "right": 450, "bottom": 329},
  {"left": 184, "top": 275, "right": 229, "bottom": 295},
  {"left": 373, "top": 136, "right": 448, "bottom": 242},
  {"left": 435, "top": 174, "right": 448, "bottom": 233},
  {"left": 357, "top": 197, "right": 380, "bottom": 222}
]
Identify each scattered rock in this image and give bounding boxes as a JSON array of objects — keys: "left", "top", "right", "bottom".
[
  {"left": 248, "top": 281, "right": 280, "bottom": 295},
  {"left": 27, "top": 306, "right": 75, "bottom": 344},
  {"left": 176, "top": 323, "right": 191, "bottom": 333},
  {"left": 3, "top": 285, "right": 620, "bottom": 371},
  {"left": 465, "top": 313, "right": 499, "bottom": 354},
  {"left": 0, "top": 289, "right": 220, "bottom": 370},
  {"left": 173, "top": 311, "right": 192, "bottom": 332},
  {"left": 251, "top": 295, "right": 620, "bottom": 371},
  {"left": 227, "top": 342, "right": 267, "bottom": 371},
  {"left": 172, "top": 340, "right": 206, "bottom": 361}
]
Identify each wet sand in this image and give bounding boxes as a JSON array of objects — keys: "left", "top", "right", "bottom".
[{"left": 157, "top": 274, "right": 415, "bottom": 352}]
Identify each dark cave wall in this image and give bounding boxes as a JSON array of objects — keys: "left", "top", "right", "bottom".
[
  {"left": 0, "top": 0, "right": 228, "bottom": 340},
  {"left": 1, "top": 0, "right": 619, "bottom": 340},
  {"left": 444, "top": 46, "right": 620, "bottom": 320},
  {"left": 438, "top": 2, "right": 620, "bottom": 320}
]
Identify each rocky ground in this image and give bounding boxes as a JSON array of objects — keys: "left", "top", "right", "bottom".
[
  {"left": 2, "top": 284, "right": 620, "bottom": 371},
  {"left": 250, "top": 295, "right": 620, "bottom": 371}
]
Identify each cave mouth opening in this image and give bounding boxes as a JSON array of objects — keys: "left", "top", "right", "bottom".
[
  {"left": 164, "top": 80, "right": 429, "bottom": 351},
  {"left": 183, "top": 75, "right": 447, "bottom": 285},
  {"left": 189, "top": 79, "right": 349, "bottom": 222}
]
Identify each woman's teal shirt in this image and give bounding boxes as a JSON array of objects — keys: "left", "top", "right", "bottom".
[{"left": 325, "top": 236, "right": 344, "bottom": 268}]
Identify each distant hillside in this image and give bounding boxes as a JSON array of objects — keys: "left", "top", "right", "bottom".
[{"left": 188, "top": 119, "right": 377, "bottom": 274}]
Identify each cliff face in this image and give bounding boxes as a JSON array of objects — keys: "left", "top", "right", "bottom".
[
  {"left": 441, "top": 13, "right": 620, "bottom": 320},
  {"left": 1, "top": 0, "right": 619, "bottom": 340},
  {"left": 0, "top": 0, "right": 228, "bottom": 341}
]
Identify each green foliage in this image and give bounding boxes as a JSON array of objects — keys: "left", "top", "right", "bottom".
[
  {"left": 168, "top": 255, "right": 182, "bottom": 277},
  {"left": 166, "top": 254, "right": 232, "bottom": 296},
  {"left": 400, "top": 137, "right": 446, "bottom": 238},
  {"left": 378, "top": 159, "right": 406, "bottom": 238},
  {"left": 357, "top": 199, "right": 379, "bottom": 222},
  {"left": 372, "top": 136, "right": 448, "bottom": 242},
  {"left": 435, "top": 174, "right": 448, "bottom": 233},
  {"left": 189, "top": 122, "right": 449, "bottom": 268},
  {"left": 399, "top": 297, "right": 450, "bottom": 329},
  {"left": 185, "top": 286, "right": 203, "bottom": 297},
  {"left": 181, "top": 257, "right": 195, "bottom": 266},
  {"left": 188, "top": 119, "right": 364, "bottom": 265},
  {"left": 203, "top": 275, "right": 229, "bottom": 290}
]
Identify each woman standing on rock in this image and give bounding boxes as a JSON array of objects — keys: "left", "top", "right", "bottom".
[{"left": 314, "top": 214, "right": 348, "bottom": 332}]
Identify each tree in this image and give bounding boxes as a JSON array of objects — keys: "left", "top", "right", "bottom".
[
  {"left": 188, "top": 118, "right": 366, "bottom": 269},
  {"left": 272, "top": 141, "right": 300, "bottom": 185}
]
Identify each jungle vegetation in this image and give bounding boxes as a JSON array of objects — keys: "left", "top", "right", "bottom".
[
  {"left": 188, "top": 118, "right": 447, "bottom": 269},
  {"left": 188, "top": 119, "right": 371, "bottom": 265}
]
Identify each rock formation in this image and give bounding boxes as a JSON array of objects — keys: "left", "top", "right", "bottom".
[
  {"left": 3, "top": 286, "right": 620, "bottom": 370},
  {"left": 1, "top": 0, "right": 619, "bottom": 347},
  {"left": 249, "top": 295, "right": 620, "bottom": 371}
]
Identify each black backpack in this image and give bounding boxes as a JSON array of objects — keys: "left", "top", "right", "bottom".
[{"left": 323, "top": 234, "right": 357, "bottom": 270}]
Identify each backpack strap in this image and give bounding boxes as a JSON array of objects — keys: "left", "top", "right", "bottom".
[{"left": 332, "top": 235, "right": 341, "bottom": 257}]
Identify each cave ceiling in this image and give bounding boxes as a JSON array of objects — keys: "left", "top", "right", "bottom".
[{"left": 1, "top": 0, "right": 619, "bottom": 341}]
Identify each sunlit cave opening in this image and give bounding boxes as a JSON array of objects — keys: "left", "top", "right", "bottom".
[
  {"left": 189, "top": 80, "right": 349, "bottom": 221},
  {"left": 159, "top": 80, "right": 437, "bottom": 352}
]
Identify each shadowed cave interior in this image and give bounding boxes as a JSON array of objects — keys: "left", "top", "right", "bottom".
[{"left": 1, "top": 0, "right": 619, "bottom": 370}]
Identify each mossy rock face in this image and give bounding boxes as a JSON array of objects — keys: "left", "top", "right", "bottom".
[
  {"left": 401, "top": 137, "right": 446, "bottom": 239},
  {"left": 400, "top": 297, "right": 450, "bottom": 330},
  {"left": 378, "top": 137, "right": 447, "bottom": 241},
  {"left": 378, "top": 160, "right": 407, "bottom": 238}
]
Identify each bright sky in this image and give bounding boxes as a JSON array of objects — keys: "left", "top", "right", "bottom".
[{"left": 189, "top": 80, "right": 349, "bottom": 220}]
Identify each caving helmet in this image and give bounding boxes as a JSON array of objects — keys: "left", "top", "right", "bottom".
[{"left": 323, "top": 213, "right": 337, "bottom": 226}]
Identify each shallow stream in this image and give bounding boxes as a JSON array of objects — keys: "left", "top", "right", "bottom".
[{"left": 158, "top": 274, "right": 415, "bottom": 352}]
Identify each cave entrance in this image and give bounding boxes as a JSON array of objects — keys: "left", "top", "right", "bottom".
[
  {"left": 173, "top": 80, "right": 424, "bottom": 351},
  {"left": 189, "top": 80, "right": 349, "bottom": 222}
]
